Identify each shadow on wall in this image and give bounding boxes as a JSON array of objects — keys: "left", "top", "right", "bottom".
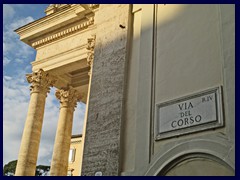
[{"left": 80, "top": 4, "right": 234, "bottom": 176}]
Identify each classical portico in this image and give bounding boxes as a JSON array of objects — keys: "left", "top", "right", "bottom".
[{"left": 14, "top": 4, "right": 98, "bottom": 176}]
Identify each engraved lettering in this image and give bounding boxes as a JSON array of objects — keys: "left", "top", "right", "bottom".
[
  {"left": 202, "top": 97, "right": 206, "bottom": 102},
  {"left": 177, "top": 119, "right": 183, "bottom": 126},
  {"left": 158, "top": 89, "right": 221, "bottom": 139},
  {"left": 190, "top": 116, "right": 194, "bottom": 124},
  {"left": 178, "top": 104, "right": 184, "bottom": 111},
  {"left": 208, "top": 95, "right": 213, "bottom": 101},
  {"left": 195, "top": 115, "right": 202, "bottom": 122},
  {"left": 171, "top": 121, "right": 177, "bottom": 128},
  {"left": 178, "top": 102, "right": 193, "bottom": 110},
  {"left": 180, "top": 112, "right": 184, "bottom": 117}
]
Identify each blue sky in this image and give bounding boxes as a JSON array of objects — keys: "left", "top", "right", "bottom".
[{"left": 3, "top": 4, "right": 86, "bottom": 166}]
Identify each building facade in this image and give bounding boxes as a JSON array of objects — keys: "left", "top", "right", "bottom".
[
  {"left": 67, "top": 134, "right": 82, "bottom": 176},
  {"left": 15, "top": 4, "right": 235, "bottom": 176}
]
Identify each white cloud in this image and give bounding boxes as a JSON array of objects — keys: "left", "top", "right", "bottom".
[
  {"left": 37, "top": 88, "right": 59, "bottom": 165},
  {"left": 3, "top": 57, "right": 11, "bottom": 66},
  {"left": 72, "top": 102, "right": 86, "bottom": 135},
  {"left": 3, "top": 42, "right": 7, "bottom": 55},
  {"left": 3, "top": 4, "right": 15, "bottom": 21},
  {"left": 3, "top": 76, "right": 30, "bottom": 165},
  {"left": 3, "top": 15, "right": 35, "bottom": 66},
  {"left": 10, "top": 16, "right": 34, "bottom": 30},
  {"left": 3, "top": 76, "right": 12, "bottom": 81},
  {"left": 3, "top": 79, "right": 58, "bottom": 166}
]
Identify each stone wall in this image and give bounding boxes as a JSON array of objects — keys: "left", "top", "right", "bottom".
[
  {"left": 121, "top": 4, "right": 235, "bottom": 176},
  {"left": 81, "top": 4, "right": 131, "bottom": 176}
]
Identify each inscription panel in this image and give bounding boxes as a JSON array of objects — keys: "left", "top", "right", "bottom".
[{"left": 155, "top": 87, "right": 223, "bottom": 140}]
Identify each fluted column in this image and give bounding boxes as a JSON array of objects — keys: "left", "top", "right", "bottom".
[
  {"left": 15, "top": 69, "right": 55, "bottom": 176},
  {"left": 50, "top": 87, "right": 80, "bottom": 176}
]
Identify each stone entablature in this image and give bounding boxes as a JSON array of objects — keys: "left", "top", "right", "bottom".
[
  {"left": 14, "top": 4, "right": 99, "bottom": 48},
  {"left": 32, "top": 17, "right": 94, "bottom": 48}
]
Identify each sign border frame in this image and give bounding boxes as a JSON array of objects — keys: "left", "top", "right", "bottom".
[{"left": 155, "top": 86, "right": 224, "bottom": 140}]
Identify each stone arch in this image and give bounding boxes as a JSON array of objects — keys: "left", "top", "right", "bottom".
[
  {"left": 145, "top": 139, "right": 234, "bottom": 176},
  {"left": 158, "top": 153, "right": 234, "bottom": 176}
]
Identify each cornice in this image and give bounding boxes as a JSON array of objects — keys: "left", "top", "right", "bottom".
[
  {"left": 32, "top": 17, "right": 94, "bottom": 48},
  {"left": 15, "top": 5, "right": 83, "bottom": 35},
  {"left": 14, "top": 4, "right": 99, "bottom": 47}
]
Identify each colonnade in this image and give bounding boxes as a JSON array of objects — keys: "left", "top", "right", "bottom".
[{"left": 15, "top": 69, "right": 81, "bottom": 176}]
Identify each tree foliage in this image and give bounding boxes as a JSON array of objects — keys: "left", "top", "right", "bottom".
[
  {"left": 3, "top": 160, "right": 50, "bottom": 176},
  {"left": 3, "top": 160, "right": 17, "bottom": 176},
  {"left": 35, "top": 165, "right": 50, "bottom": 176}
]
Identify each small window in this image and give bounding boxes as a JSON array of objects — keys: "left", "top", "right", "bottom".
[{"left": 68, "top": 148, "right": 76, "bottom": 162}]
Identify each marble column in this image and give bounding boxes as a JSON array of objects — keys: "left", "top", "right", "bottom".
[
  {"left": 15, "top": 69, "right": 55, "bottom": 176},
  {"left": 50, "top": 87, "right": 80, "bottom": 176}
]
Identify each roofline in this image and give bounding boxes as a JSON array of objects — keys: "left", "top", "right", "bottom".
[{"left": 14, "top": 4, "right": 72, "bottom": 33}]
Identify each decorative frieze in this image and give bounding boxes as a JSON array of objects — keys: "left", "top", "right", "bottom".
[
  {"left": 32, "top": 18, "right": 94, "bottom": 48},
  {"left": 26, "top": 69, "right": 56, "bottom": 95}
]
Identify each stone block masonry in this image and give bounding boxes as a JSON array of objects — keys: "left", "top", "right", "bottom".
[{"left": 81, "top": 4, "right": 131, "bottom": 176}]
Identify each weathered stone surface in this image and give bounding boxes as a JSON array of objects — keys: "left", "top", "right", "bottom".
[
  {"left": 50, "top": 87, "right": 80, "bottom": 176},
  {"left": 81, "top": 4, "right": 130, "bottom": 176},
  {"left": 15, "top": 70, "right": 55, "bottom": 176}
]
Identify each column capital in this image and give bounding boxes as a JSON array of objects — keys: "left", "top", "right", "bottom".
[
  {"left": 55, "top": 87, "right": 81, "bottom": 110},
  {"left": 26, "top": 69, "right": 56, "bottom": 95}
]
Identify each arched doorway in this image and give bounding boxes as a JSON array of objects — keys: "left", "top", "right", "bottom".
[{"left": 158, "top": 153, "right": 234, "bottom": 176}]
